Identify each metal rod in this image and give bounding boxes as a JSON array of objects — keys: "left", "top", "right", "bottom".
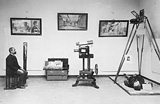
[
  {"left": 136, "top": 35, "right": 140, "bottom": 75},
  {"left": 139, "top": 35, "right": 145, "bottom": 75},
  {"left": 87, "top": 57, "right": 90, "bottom": 71},
  {"left": 83, "top": 58, "right": 85, "bottom": 71}
]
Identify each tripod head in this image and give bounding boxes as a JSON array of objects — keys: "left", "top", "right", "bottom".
[
  {"left": 130, "top": 9, "right": 145, "bottom": 24},
  {"left": 74, "top": 40, "right": 93, "bottom": 58}
]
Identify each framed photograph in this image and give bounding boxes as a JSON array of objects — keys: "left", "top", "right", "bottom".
[
  {"left": 99, "top": 20, "right": 129, "bottom": 37},
  {"left": 10, "top": 18, "right": 42, "bottom": 35},
  {"left": 58, "top": 13, "right": 88, "bottom": 30}
]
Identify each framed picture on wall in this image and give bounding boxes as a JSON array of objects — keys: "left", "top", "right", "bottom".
[
  {"left": 10, "top": 18, "right": 42, "bottom": 35},
  {"left": 99, "top": 20, "right": 129, "bottom": 37},
  {"left": 58, "top": 13, "right": 88, "bottom": 30}
]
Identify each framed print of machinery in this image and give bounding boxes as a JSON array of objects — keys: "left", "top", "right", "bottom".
[
  {"left": 10, "top": 18, "right": 42, "bottom": 35},
  {"left": 58, "top": 13, "right": 88, "bottom": 30},
  {"left": 99, "top": 20, "right": 129, "bottom": 37}
]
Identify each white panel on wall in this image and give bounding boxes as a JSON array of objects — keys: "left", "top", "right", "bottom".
[{"left": 139, "top": 0, "right": 160, "bottom": 82}]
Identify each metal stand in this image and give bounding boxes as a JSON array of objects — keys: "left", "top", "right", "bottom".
[
  {"left": 72, "top": 41, "right": 99, "bottom": 89},
  {"left": 114, "top": 16, "right": 160, "bottom": 83}
]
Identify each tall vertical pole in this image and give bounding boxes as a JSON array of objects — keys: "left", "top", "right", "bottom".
[{"left": 23, "top": 42, "right": 27, "bottom": 71}]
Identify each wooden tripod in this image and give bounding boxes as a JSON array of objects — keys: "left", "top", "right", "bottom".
[{"left": 114, "top": 16, "right": 160, "bottom": 83}]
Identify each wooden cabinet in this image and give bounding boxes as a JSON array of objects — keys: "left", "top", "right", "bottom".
[
  {"left": 46, "top": 69, "right": 68, "bottom": 81},
  {"left": 44, "top": 58, "right": 69, "bottom": 81}
]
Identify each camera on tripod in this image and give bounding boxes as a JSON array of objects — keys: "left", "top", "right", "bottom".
[{"left": 130, "top": 9, "right": 145, "bottom": 24}]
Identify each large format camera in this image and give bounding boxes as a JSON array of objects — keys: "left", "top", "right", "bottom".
[{"left": 130, "top": 9, "right": 144, "bottom": 24}]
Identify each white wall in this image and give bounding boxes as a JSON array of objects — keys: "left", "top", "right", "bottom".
[
  {"left": 139, "top": 0, "right": 160, "bottom": 82},
  {"left": 0, "top": 0, "right": 139, "bottom": 76}
]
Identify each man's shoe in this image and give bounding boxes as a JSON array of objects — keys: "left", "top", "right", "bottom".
[
  {"left": 10, "top": 85, "right": 17, "bottom": 89},
  {"left": 24, "top": 84, "right": 28, "bottom": 87},
  {"left": 17, "top": 86, "right": 25, "bottom": 89}
]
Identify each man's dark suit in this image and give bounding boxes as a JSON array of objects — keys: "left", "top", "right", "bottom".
[{"left": 6, "top": 54, "right": 27, "bottom": 87}]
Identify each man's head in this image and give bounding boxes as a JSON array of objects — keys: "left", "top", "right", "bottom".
[
  {"left": 9, "top": 47, "right": 16, "bottom": 55},
  {"left": 33, "top": 21, "right": 37, "bottom": 25}
]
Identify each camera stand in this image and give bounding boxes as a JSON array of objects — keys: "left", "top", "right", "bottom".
[{"left": 72, "top": 42, "right": 99, "bottom": 89}]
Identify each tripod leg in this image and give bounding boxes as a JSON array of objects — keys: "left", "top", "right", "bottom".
[
  {"left": 146, "top": 18, "right": 160, "bottom": 55},
  {"left": 139, "top": 35, "right": 145, "bottom": 75},
  {"left": 72, "top": 75, "right": 80, "bottom": 87},
  {"left": 114, "top": 24, "right": 135, "bottom": 83},
  {"left": 72, "top": 80, "right": 79, "bottom": 87},
  {"left": 136, "top": 35, "right": 140, "bottom": 74},
  {"left": 92, "top": 80, "right": 99, "bottom": 89},
  {"left": 138, "top": 35, "right": 145, "bottom": 75},
  {"left": 145, "top": 19, "right": 160, "bottom": 60},
  {"left": 114, "top": 24, "right": 139, "bottom": 83}
]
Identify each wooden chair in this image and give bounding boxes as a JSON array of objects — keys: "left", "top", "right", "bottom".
[{"left": 4, "top": 68, "right": 18, "bottom": 90}]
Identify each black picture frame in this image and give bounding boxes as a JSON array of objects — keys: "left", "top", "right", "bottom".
[
  {"left": 99, "top": 20, "right": 129, "bottom": 37},
  {"left": 58, "top": 13, "right": 88, "bottom": 30},
  {"left": 10, "top": 18, "right": 42, "bottom": 35}
]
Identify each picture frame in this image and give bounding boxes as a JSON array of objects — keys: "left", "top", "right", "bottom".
[
  {"left": 10, "top": 18, "right": 42, "bottom": 35},
  {"left": 58, "top": 13, "right": 88, "bottom": 30},
  {"left": 99, "top": 20, "right": 129, "bottom": 37}
]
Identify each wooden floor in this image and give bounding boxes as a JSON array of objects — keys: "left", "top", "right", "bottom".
[{"left": 0, "top": 76, "right": 160, "bottom": 104}]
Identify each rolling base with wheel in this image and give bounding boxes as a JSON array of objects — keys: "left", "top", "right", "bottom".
[{"left": 72, "top": 70, "right": 99, "bottom": 89}]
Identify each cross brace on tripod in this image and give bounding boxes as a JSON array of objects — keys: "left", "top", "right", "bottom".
[{"left": 114, "top": 9, "right": 160, "bottom": 83}]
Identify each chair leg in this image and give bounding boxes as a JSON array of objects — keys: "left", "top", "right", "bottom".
[
  {"left": 4, "top": 75, "right": 10, "bottom": 90},
  {"left": 4, "top": 76, "right": 9, "bottom": 90},
  {"left": 4, "top": 75, "right": 17, "bottom": 90},
  {"left": 11, "top": 75, "right": 17, "bottom": 89}
]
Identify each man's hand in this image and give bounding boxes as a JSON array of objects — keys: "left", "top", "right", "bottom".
[
  {"left": 20, "top": 68, "right": 25, "bottom": 71},
  {"left": 17, "top": 69, "right": 24, "bottom": 73}
]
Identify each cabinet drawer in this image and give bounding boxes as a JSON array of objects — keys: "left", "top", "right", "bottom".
[
  {"left": 47, "top": 75, "right": 67, "bottom": 81},
  {"left": 46, "top": 70, "right": 68, "bottom": 75}
]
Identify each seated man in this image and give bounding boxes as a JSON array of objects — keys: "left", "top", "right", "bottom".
[{"left": 6, "top": 47, "right": 28, "bottom": 89}]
